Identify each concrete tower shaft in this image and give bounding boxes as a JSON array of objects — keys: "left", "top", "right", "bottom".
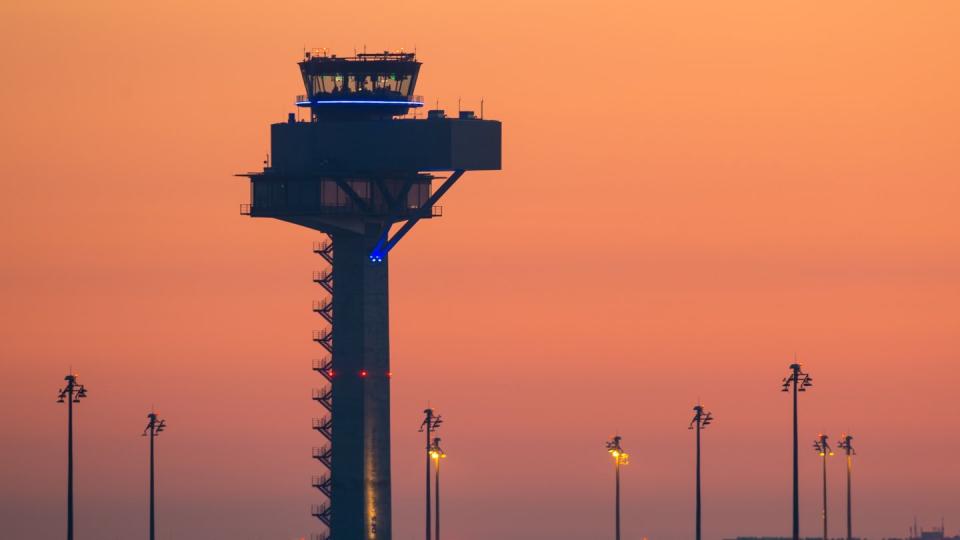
[
  {"left": 329, "top": 225, "right": 391, "bottom": 539},
  {"left": 239, "top": 50, "right": 500, "bottom": 540}
]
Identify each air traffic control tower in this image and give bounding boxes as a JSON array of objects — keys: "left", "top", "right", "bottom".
[{"left": 239, "top": 51, "right": 501, "bottom": 540}]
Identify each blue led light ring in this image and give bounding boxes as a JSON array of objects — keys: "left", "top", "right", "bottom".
[{"left": 295, "top": 100, "right": 425, "bottom": 108}]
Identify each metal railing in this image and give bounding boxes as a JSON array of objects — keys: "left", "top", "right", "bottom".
[{"left": 241, "top": 202, "right": 440, "bottom": 218}]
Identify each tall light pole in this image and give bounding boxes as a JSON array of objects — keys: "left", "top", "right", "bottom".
[
  {"left": 782, "top": 362, "right": 812, "bottom": 540},
  {"left": 606, "top": 435, "right": 629, "bottom": 540},
  {"left": 813, "top": 433, "right": 833, "bottom": 540},
  {"left": 689, "top": 405, "right": 713, "bottom": 540},
  {"left": 838, "top": 434, "right": 855, "bottom": 540},
  {"left": 429, "top": 437, "right": 446, "bottom": 540},
  {"left": 57, "top": 373, "right": 88, "bottom": 540},
  {"left": 419, "top": 408, "right": 442, "bottom": 540},
  {"left": 143, "top": 412, "right": 166, "bottom": 540}
]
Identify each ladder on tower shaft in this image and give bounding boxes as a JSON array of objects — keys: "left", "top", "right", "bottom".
[
  {"left": 312, "top": 358, "right": 334, "bottom": 381},
  {"left": 312, "top": 270, "right": 334, "bottom": 294},
  {"left": 312, "top": 299, "right": 334, "bottom": 323},
  {"left": 312, "top": 329, "right": 333, "bottom": 352},
  {"left": 311, "top": 503, "right": 332, "bottom": 526},
  {"left": 311, "top": 237, "right": 333, "bottom": 540},
  {"left": 312, "top": 445, "right": 333, "bottom": 468},
  {"left": 312, "top": 387, "right": 333, "bottom": 412},
  {"left": 311, "top": 474, "right": 332, "bottom": 497},
  {"left": 312, "top": 416, "right": 333, "bottom": 440},
  {"left": 312, "top": 240, "right": 334, "bottom": 265}
]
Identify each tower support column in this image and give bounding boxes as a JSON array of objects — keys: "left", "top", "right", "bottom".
[{"left": 331, "top": 224, "right": 391, "bottom": 540}]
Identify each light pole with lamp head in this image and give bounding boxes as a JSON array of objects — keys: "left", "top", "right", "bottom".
[
  {"left": 689, "top": 404, "right": 713, "bottom": 540},
  {"left": 57, "top": 373, "right": 88, "bottom": 540},
  {"left": 429, "top": 437, "right": 446, "bottom": 540},
  {"left": 606, "top": 435, "right": 629, "bottom": 540},
  {"left": 782, "top": 362, "right": 813, "bottom": 540},
  {"left": 143, "top": 412, "right": 167, "bottom": 540},
  {"left": 838, "top": 434, "right": 855, "bottom": 540},
  {"left": 813, "top": 433, "right": 834, "bottom": 540}
]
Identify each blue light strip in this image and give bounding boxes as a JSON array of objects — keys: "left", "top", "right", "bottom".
[{"left": 296, "top": 100, "right": 425, "bottom": 107}]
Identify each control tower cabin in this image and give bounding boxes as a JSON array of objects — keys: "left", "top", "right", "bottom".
[{"left": 239, "top": 51, "right": 501, "bottom": 540}]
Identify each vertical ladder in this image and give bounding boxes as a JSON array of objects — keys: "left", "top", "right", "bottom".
[{"left": 311, "top": 239, "right": 334, "bottom": 539}]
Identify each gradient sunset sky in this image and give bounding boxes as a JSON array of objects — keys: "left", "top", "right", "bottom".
[{"left": 1, "top": 1, "right": 958, "bottom": 539}]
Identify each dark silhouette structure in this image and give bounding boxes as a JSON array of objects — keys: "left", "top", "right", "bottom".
[
  {"left": 837, "top": 434, "right": 855, "bottom": 540},
  {"left": 143, "top": 412, "right": 166, "bottom": 540},
  {"left": 812, "top": 433, "right": 833, "bottom": 540},
  {"left": 429, "top": 437, "right": 446, "bottom": 540},
  {"left": 419, "top": 408, "right": 443, "bottom": 540},
  {"left": 605, "top": 435, "right": 629, "bottom": 540},
  {"left": 57, "top": 374, "right": 87, "bottom": 540},
  {"left": 689, "top": 404, "right": 714, "bottom": 540},
  {"left": 782, "top": 363, "right": 813, "bottom": 540},
  {"left": 239, "top": 50, "right": 501, "bottom": 540}
]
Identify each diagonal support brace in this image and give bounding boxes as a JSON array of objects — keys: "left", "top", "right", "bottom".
[
  {"left": 334, "top": 178, "right": 370, "bottom": 213},
  {"left": 369, "top": 169, "right": 465, "bottom": 261}
]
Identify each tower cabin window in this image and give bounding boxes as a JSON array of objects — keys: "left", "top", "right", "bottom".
[
  {"left": 305, "top": 73, "right": 415, "bottom": 99},
  {"left": 299, "top": 54, "right": 420, "bottom": 103}
]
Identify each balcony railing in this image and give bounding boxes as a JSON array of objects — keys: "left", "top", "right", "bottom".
[{"left": 240, "top": 203, "right": 443, "bottom": 218}]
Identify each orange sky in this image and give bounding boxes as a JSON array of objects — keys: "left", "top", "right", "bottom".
[{"left": 1, "top": 1, "right": 958, "bottom": 539}]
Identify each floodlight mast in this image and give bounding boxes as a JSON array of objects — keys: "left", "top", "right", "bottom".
[
  {"left": 57, "top": 373, "right": 88, "bottom": 540},
  {"left": 782, "top": 362, "right": 813, "bottom": 540},
  {"left": 143, "top": 412, "right": 167, "bottom": 540},
  {"left": 838, "top": 434, "right": 855, "bottom": 540},
  {"left": 420, "top": 408, "right": 443, "bottom": 540},
  {"left": 606, "top": 435, "right": 629, "bottom": 540},
  {"left": 689, "top": 405, "right": 714, "bottom": 540},
  {"left": 813, "top": 433, "right": 833, "bottom": 540}
]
